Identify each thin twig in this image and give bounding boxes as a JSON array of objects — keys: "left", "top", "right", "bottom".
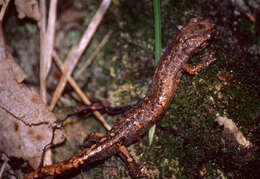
[
  {"left": 49, "top": 0, "right": 111, "bottom": 111},
  {"left": 75, "top": 30, "right": 112, "bottom": 78},
  {"left": 52, "top": 50, "right": 111, "bottom": 130},
  {"left": 40, "top": 0, "right": 58, "bottom": 103}
]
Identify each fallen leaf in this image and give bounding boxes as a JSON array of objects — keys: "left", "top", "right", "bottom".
[{"left": 0, "top": 53, "right": 64, "bottom": 169}]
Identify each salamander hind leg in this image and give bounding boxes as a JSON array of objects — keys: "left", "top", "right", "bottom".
[
  {"left": 117, "top": 145, "right": 147, "bottom": 178},
  {"left": 183, "top": 50, "right": 216, "bottom": 75}
]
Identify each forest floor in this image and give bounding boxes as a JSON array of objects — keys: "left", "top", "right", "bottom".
[{"left": 2, "top": 0, "right": 260, "bottom": 178}]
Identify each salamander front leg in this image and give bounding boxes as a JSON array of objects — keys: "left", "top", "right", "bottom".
[
  {"left": 117, "top": 145, "right": 147, "bottom": 178},
  {"left": 183, "top": 51, "right": 216, "bottom": 75}
]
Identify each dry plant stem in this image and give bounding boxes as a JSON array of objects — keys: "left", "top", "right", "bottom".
[
  {"left": 39, "top": 0, "right": 46, "bottom": 63},
  {"left": 40, "top": 0, "right": 58, "bottom": 103},
  {"left": 39, "top": 0, "right": 46, "bottom": 99},
  {"left": 0, "top": 0, "right": 10, "bottom": 21},
  {"left": 75, "top": 30, "right": 112, "bottom": 78},
  {"left": 49, "top": 0, "right": 111, "bottom": 111},
  {"left": 0, "top": 0, "right": 10, "bottom": 59},
  {"left": 0, "top": 154, "right": 8, "bottom": 178},
  {"left": 39, "top": 0, "right": 46, "bottom": 31},
  {"left": 52, "top": 50, "right": 111, "bottom": 130},
  {"left": 0, "top": 22, "right": 6, "bottom": 58},
  {"left": 38, "top": 0, "right": 57, "bottom": 167}
]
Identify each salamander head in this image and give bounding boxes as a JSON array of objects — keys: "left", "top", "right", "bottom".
[{"left": 177, "top": 17, "right": 215, "bottom": 55}]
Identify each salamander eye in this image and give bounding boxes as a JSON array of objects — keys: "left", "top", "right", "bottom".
[{"left": 190, "top": 17, "right": 199, "bottom": 23}]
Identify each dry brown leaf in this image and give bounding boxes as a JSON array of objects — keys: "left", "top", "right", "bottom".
[
  {"left": 14, "top": 0, "right": 41, "bottom": 21},
  {"left": 0, "top": 53, "right": 64, "bottom": 169}
]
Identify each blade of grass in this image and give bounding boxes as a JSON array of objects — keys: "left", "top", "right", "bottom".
[
  {"left": 149, "top": 0, "right": 162, "bottom": 145},
  {"left": 153, "top": 0, "right": 161, "bottom": 66}
]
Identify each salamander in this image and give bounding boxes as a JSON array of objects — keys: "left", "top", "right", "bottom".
[{"left": 25, "top": 17, "right": 216, "bottom": 179}]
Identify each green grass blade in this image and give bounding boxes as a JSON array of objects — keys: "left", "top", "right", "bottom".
[{"left": 149, "top": 0, "right": 162, "bottom": 145}]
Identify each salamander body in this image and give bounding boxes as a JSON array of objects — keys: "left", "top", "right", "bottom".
[{"left": 26, "top": 17, "right": 215, "bottom": 179}]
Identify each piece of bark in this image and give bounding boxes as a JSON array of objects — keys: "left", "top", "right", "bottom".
[{"left": 0, "top": 53, "right": 64, "bottom": 169}]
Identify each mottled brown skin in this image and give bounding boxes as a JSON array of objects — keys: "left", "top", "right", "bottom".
[{"left": 25, "top": 17, "right": 215, "bottom": 179}]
